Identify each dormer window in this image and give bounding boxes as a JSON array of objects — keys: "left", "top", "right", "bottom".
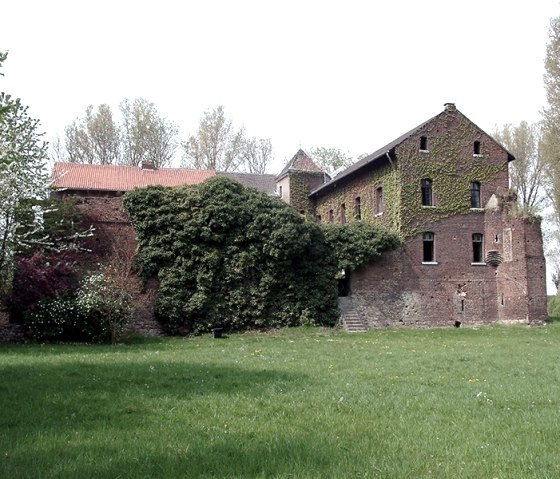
[
  {"left": 474, "top": 141, "right": 481, "bottom": 155},
  {"left": 420, "top": 136, "right": 428, "bottom": 151}
]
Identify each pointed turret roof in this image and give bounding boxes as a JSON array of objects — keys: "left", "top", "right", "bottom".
[{"left": 276, "top": 149, "right": 323, "bottom": 179}]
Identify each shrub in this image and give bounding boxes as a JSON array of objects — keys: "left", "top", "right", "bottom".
[
  {"left": 321, "top": 221, "right": 401, "bottom": 272},
  {"left": 124, "top": 177, "right": 339, "bottom": 335},
  {"left": 24, "top": 271, "right": 133, "bottom": 343},
  {"left": 77, "top": 272, "right": 133, "bottom": 343},
  {"left": 25, "top": 295, "right": 85, "bottom": 342},
  {"left": 9, "top": 251, "right": 79, "bottom": 323}
]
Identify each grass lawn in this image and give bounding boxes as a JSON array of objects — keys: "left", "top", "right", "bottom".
[{"left": 2, "top": 323, "right": 560, "bottom": 478}]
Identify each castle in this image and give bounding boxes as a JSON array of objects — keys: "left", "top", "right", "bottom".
[{"left": 52, "top": 104, "right": 548, "bottom": 329}]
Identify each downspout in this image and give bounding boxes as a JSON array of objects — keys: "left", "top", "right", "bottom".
[{"left": 385, "top": 150, "right": 401, "bottom": 236}]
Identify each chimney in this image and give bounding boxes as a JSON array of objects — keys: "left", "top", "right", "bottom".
[
  {"left": 141, "top": 160, "right": 156, "bottom": 170},
  {"left": 444, "top": 102, "right": 456, "bottom": 111}
]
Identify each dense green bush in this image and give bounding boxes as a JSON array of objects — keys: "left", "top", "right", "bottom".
[
  {"left": 321, "top": 221, "right": 401, "bottom": 271},
  {"left": 124, "top": 177, "right": 340, "bottom": 334}
]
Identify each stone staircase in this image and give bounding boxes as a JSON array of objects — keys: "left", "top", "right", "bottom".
[{"left": 338, "top": 297, "right": 368, "bottom": 333}]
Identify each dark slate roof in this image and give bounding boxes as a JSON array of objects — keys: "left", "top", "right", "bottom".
[
  {"left": 218, "top": 172, "right": 278, "bottom": 195},
  {"left": 309, "top": 104, "right": 515, "bottom": 197},
  {"left": 277, "top": 149, "right": 323, "bottom": 179}
]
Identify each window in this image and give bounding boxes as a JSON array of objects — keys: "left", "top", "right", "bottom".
[
  {"left": 278, "top": 185, "right": 283, "bottom": 198},
  {"left": 328, "top": 209, "right": 334, "bottom": 223},
  {"left": 472, "top": 233, "right": 484, "bottom": 263},
  {"left": 474, "top": 141, "right": 481, "bottom": 155},
  {"left": 316, "top": 214, "right": 322, "bottom": 223},
  {"left": 420, "top": 136, "right": 428, "bottom": 151},
  {"left": 470, "top": 181, "right": 481, "bottom": 208},
  {"left": 340, "top": 203, "right": 346, "bottom": 224},
  {"left": 423, "top": 232, "right": 435, "bottom": 263},
  {"left": 376, "top": 187, "right": 384, "bottom": 214},
  {"left": 421, "top": 179, "right": 433, "bottom": 206},
  {"left": 354, "top": 197, "right": 361, "bottom": 220}
]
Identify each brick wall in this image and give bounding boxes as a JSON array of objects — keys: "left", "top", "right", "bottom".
[
  {"left": 350, "top": 210, "right": 547, "bottom": 327},
  {"left": 61, "top": 192, "right": 164, "bottom": 336}
]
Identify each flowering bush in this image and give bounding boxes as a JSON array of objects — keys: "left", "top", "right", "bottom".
[
  {"left": 76, "top": 272, "right": 133, "bottom": 343},
  {"left": 25, "top": 295, "right": 85, "bottom": 342},
  {"left": 24, "top": 271, "right": 133, "bottom": 343}
]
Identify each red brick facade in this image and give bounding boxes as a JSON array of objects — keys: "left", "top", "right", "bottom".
[
  {"left": 53, "top": 104, "right": 548, "bottom": 330},
  {"left": 308, "top": 103, "right": 547, "bottom": 326}
]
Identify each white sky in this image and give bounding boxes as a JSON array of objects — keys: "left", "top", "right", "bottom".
[{"left": 1, "top": 0, "right": 558, "bottom": 173}]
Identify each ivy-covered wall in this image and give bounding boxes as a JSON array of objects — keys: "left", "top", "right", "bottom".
[
  {"left": 313, "top": 162, "right": 401, "bottom": 233},
  {"left": 396, "top": 108, "right": 509, "bottom": 237},
  {"left": 285, "top": 171, "right": 325, "bottom": 215},
  {"left": 311, "top": 106, "right": 510, "bottom": 240}
]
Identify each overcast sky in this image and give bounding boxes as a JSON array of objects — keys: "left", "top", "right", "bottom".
[{"left": 1, "top": 0, "right": 558, "bottom": 173}]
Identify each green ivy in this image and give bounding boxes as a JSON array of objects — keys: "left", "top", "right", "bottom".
[
  {"left": 321, "top": 222, "right": 401, "bottom": 271},
  {"left": 124, "top": 177, "right": 339, "bottom": 334}
]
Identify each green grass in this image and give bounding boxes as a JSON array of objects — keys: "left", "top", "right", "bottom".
[{"left": 2, "top": 324, "right": 560, "bottom": 478}]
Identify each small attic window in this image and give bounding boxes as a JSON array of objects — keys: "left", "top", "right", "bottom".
[
  {"left": 420, "top": 136, "right": 428, "bottom": 151},
  {"left": 473, "top": 141, "right": 481, "bottom": 155}
]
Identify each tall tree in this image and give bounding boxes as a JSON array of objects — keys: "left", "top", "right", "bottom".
[
  {"left": 542, "top": 15, "right": 560, "bottom": 225},
  {"left": 119, "top": 98, "right": 178, "bottom": 168},
  {"left": 0, "top": 53, "right": 49, "bottom": 295},
  {"left": 242, "top": 137, "right": 273, "bottom": 174},
  {"left": 182, "top": 106, "right": 245, "bottom": 171},
  {"left": 310, "top": 147, "right": 354, "bottom": 175},
  {"left": 59, "top": 98, "right": 178, "bottom": 168},
  {"left": 64, "top": 104, "right": 120, "bottom": 164},
  {"left": 493, "top": 121, "right": 545, "bottom": 213},
  {"left": 182, "top": 106, "right": 274, "bottom": 173},
  {"left": 541, "top": 14, "right": 560, "bottom": 292}
]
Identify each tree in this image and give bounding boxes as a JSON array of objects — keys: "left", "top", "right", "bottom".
[
  {"left": 493, "top": 121, "right": 545, "bottom": 213},
  {"left": 120, "top": 98, "right": 178, "bottom": 168},
  {"left": 309, "top": 147, "right": 354, "bottom": 175},
  {"left": 242, "top": 137, "right": 273, "bottom": 174},
  {"left": 64, "top": 104, "right": 120, "bottom": 164},
  {"left": 182, "top": 106, "right": 245, "bottom": 171},
  {"left": 58, "top": 98, "right": 178, "bottom": 168},
  {"left": 0, "top": 53, "right": 50, "bottom": 296},
  {"left": 182, "top": 106, "right": 274, "bottom": 173},
  {"left": 542, "top": 15, "right": 560, "bottom": 292}
]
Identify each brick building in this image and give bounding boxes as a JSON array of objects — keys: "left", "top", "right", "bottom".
[{"left": 52, "top": 103, "right": 548, "bottom": 329}]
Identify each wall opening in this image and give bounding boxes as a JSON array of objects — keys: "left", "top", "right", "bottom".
[
  {"left": 423, "top": 232, "right": 435, "bottom": 262},
  {"left": 421, "top": 179, "right": 433, "bottom": 206}
]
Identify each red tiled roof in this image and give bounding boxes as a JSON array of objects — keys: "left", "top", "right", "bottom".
[{"left": 52, "top": 162, "right": 216, "bottom": 192}]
